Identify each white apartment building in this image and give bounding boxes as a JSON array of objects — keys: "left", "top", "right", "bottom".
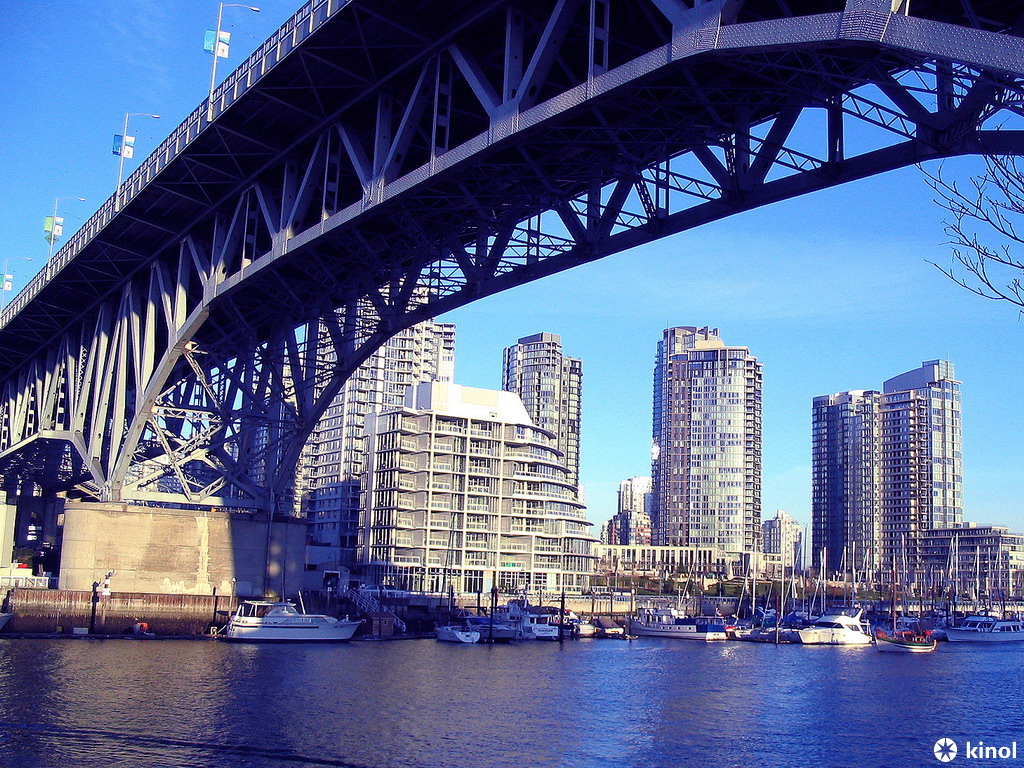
[
  {"left": 360, "top": 382, "right": 597, "bottom": 594},
  {"left": 305, "top": 321, "right": 455, "bottom": 564}
]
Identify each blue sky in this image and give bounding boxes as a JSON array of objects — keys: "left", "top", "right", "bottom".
[{"left": 1, "top": 2, "right": 1021, "bottom": 533}]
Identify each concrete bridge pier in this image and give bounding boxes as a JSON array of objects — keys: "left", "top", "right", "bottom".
[{"left": 57, "top": 502, "right": 306, "bottom": 599}]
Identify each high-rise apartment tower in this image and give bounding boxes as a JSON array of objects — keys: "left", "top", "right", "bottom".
[
  {"left": 811, "top": 360, "right": 962, "bottom": 578},
  {"left": 651, "top": 326, "right": 762, "bottom": 554},
  {"left": 811, "top": 390, "right": 883, "bottom": 575},
  {"left": 880, "top": 360, "right": 962, "bottom": 571},
  {"left": 502, "top": 333, "right": 582, "bottom": 487}
]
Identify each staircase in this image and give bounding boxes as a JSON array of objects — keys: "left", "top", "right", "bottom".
[{"left": 346, "top": 589, "right": 407, "bottom": 633}]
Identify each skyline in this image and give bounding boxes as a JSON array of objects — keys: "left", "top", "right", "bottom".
[{"left": 2, "top": 1, "right": 1022, "bottom": 535}]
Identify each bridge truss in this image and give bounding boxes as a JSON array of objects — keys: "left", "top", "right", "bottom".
[{"left": 0, "top": 0, "right": 1022, "bottom": 514}]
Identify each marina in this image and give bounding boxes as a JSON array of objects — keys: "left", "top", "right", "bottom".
[{"left": 1, "top": 631, "right": 1021, "bottom": 768}]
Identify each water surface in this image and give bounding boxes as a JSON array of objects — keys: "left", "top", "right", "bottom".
[{"left": 0, "top": 637, "right": 1020, "bottom": 767}]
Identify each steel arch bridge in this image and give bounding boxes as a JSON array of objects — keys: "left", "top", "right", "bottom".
[{"left": 0, "top": 0, "right": 1022, "bottom": 515}]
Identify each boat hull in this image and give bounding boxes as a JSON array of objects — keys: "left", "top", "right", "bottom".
[
  {"left": 874, "top": 635, "right": 937, "bottom": 653},
  {"left": 436, "top": 626, "right": 481, "bottom": 644},
  {"left": 796, "top": 628, "right": 872, "bottom": 645},
  {"left": 945, "top": 629, "right": 1024, "bottom": 643},
  {"left": 223, "top": 620, "right": 361, "bottom": 643},
  {"left": 629, "top": 620, "right": 726, "bottom": 641}
]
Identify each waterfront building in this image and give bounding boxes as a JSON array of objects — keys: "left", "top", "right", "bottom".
[
  {"left": 502, "top": 332, "right": 582, "bottom": 488},
  {"left": 919, "top": 522, "right": 1024, "bottom": 601},
  {"left": 595, "top": 543, "right": 732, "bottom": 579},
  {"left": 650, "top": 326, "right": 762, "bottom": 557},
  {"left": 811, "top": 360, "right": 962, "bottom": 580},
  {"left": 305, "top": 321, "right": 456, "bottom": 565},
  {"left": 360, "top": 382, "right": 597, "bottom": 594},
  {"left": 880, "top": 360, "right": 962, "bottom": 575},
  {"left": 811, "top": 390, "right": 883, "bottom": 576},
  {"left": 605, "top": 477, "right": 653, "bottom": 545},
  {"left": 762, "top": 510, "right": 803, "bottom": 572}
]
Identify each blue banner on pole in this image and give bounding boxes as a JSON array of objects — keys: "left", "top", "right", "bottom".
[{"left": 203, "top": 30, "right": 231, "bottom": 58}]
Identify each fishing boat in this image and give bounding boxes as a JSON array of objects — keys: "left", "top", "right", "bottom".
[
  {"left": 223, "top": 600, "right": 361, "bottom": 642},
  {"left": 945, "top": 615, "right": 1024, "bottom": 643},
  {"left": 628, "top": 607, "right": 727, "bottom": 641},
  {"left": 795, "top": 608, "right": 873, "bottom": 645},
  {"left": 874, "top": 627, "right": 937, "bottom": 653},
  {"left": 435, "top": 624, "right": 481, "bottom": 644},
  {"left": 874, "top": 560, "right": 937, "bottom": 652}
]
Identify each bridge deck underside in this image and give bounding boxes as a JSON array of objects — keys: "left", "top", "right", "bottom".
[{"left": 0, "top": 0, "right": 1021, "bottom": 508}]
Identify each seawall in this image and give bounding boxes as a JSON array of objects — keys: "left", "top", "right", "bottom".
[{"left": 3, "top": 587, "right": 240, "bottom": 636}]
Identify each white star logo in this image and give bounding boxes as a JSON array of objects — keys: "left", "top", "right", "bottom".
[{"left": 934, "top": 738, "right": 958, "bottom": 762}]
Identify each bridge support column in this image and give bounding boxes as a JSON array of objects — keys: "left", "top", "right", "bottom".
[{"left": 59, "top": 502, "right": 306, "bottom": 599}]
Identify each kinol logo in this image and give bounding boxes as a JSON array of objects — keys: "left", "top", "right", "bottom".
[{"left": 934, "top": 737, "right": 1019, "bottom": 762}]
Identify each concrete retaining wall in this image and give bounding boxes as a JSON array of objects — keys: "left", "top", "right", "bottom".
[
  {"left": 60, "top": 502, "right": 306, "bottom": 597},
  {"left": 4, "top": 587, "right": 239, "bottom": 635}
]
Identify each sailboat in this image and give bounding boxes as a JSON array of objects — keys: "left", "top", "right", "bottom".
[{"left": 874, "top": 558, "right": 937, "bottom": 653}]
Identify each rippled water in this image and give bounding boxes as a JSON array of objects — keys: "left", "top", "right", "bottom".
[{"left": 0, "top": 637, "right": 1021, "bottom": 768}]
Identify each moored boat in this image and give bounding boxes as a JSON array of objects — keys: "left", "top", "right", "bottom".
[
  {"left": 629, "top": 607, "right": 727, "bottom": 641},
  {"left": 435, "top": 624, "right": 481, "bottom": 644},
  {"left": 462, "top": 614, "right": 519, "bottom": 642},
  {"left": 223, "top": 601, "right": 361, "bottom": 642},
  {"left": 493, "top": 600, "right": 561, "bottom": 640},
  {"left": 874, "top": 627, "right": 937, "bottom": 653},
  {"left": 944, "top": 615, "right": 1024, "bottom": 643},
  {"left": 795, "top": 609, "right": 872, "bottom": 646}
]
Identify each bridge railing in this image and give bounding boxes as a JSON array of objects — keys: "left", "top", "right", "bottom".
[{"left": 0, "top": 0, "right": 354, "bottom": 332}]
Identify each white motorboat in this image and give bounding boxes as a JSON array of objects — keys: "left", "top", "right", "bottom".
[
  {"left": 574, "top": 620, "right": 597, "bottom": 638},
  {"left": 796, "top": 609, "right": 873, "bottom": 645},
  {"left": 628, "top": 607, "right": 727, "bottom": 641},
  {"left": 493, "top": 600, "right": 561, "bottom": 640},
  {"left": 945, "top": 615, "right": 1024, "bottom": 643},
  {"left": 462, "top": 614, "right": 519, "bottom": 642},
  {"left": 435, "top": 624, "right": 481, "bottom": 643},
  {"left": 223, "top": 601, "right": 361, "bottom": 642}
]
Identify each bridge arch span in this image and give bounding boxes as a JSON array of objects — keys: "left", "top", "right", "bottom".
[{"left": 0, "top": 0, "right": 1022, "bottom": 512}]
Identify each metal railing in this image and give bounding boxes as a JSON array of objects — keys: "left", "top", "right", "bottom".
[
  {"left": 1, "top": 0, "right": 355, "bottom": 331},
  {"left": 346, "top": 588, "right": 406, "bottom": 633}
]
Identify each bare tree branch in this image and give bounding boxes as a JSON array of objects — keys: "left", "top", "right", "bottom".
[{"left": 924, "top": 156, "right": 1024, "bottom": 315}]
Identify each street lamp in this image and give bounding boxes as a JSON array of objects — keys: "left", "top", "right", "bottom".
[
  {"left": 0, "top": 257, "right": 32, "bottom": 308},
  {"left": 207, "top": 3, "right": 261, "bottom": 122},
  {"left": 115, "top": 112, "right": 161, "bottom": 195},
  {"left": 46, "top": 197, "right": 86, "bottom": 263}
]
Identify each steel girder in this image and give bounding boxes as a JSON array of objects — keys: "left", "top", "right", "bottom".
[{"left": 0, "top": 0, "right": 1022, "bottom": 513}]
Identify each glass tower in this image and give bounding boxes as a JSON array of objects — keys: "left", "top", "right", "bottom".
[
  {"left": 811, "top": 390, "right": 883, "bottom": 575},
  {"left": 651, "top": 326, "right": 762, "bottom": 554},
  {"left": 501, "top": 332, "right": 582, "bottom": 488}
]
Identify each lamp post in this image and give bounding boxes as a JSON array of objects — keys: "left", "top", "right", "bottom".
[
  {"left": 46, "top": 197, "right": 86, "bottom": 263},
  {"left": 208, "top": 3, "right": 261, "bottom": 122},
  {"left": 0, "top": 257, "right": 32, "bottom": 308},
  {"left": 116, "top": 112, "right": 161, "bottom": 197}
]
